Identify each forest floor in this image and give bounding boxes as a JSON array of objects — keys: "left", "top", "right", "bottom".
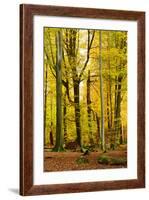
[{"left": 44, "top": 146, "right": 127, "bottom": 172}]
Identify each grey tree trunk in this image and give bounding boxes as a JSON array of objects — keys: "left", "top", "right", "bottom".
[
  {"left": 114, "top": 76, "right": 118, "bottom": 146},
  {"left": 107, "top": 32, "right": 113, "bottom": 148},
  {"left": 54, "top": 31, "right": 63, "bottom": 151},
  {"left": 65, "top": 29, "right": 82, "bottom": 148},
  {"left": 114, "top": 32, "right": 123, "bottom": 146},
  {"left": 116, "top": 76, "right": 122, "bottom": 145},
  {"left": 99, "top": 31, "right": 105, "bottom": 151},
  {"left": 73, "top": 79, "right": 81, "bottom": 147},
  {"left": 64, "top": 30, "right": 94, "bottom": 149},
  {"left": 96, "top": 113, "right": 100, "bottom": 146},
  {"left": 63, "top": 92, "right": 67, "bottom": 144},
  {"left": 44, "top": 63, "right": 48, "bottom": 145},
  {"left": 87, "top": 70, "right": 93, "bottom": 145}
]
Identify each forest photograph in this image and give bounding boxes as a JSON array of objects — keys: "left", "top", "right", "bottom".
[{"left": 43, "top": 27, "right": 127, "bottom": 172}]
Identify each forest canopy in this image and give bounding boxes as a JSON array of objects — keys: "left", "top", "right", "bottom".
[{"left": 44, "top": 27, "right": 127, "bottom": 152}]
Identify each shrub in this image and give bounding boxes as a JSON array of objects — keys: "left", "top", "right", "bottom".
[
  {"left": 97, "top": 156, "right": 110, "bottom": 164},
  {"left": 76, "top": 156, "right": 89, "bottom": 164},
  {"left": 110, "top": 157, "right": 127, "bottom": 165},
  {"left": 97, "top": 156, "right": 127, "bottom": 165}
]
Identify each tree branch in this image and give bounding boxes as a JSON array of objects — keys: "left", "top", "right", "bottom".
[
  {"left": 79, "top": 30, "right": 95, "bottom": 80},
  {"left": 62, "top": 51, "right": 74, "bottom": 104}
]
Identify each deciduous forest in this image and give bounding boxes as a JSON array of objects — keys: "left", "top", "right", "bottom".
[{"left": 44, "top": 27, "right": 127, "bottom": 171}]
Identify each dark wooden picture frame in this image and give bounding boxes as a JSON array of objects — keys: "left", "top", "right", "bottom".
[{"left": 20, "top": 4, "right": 145, "bottom": 196}]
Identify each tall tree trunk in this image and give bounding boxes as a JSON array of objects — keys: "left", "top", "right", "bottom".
[
  {"left": 120, "top": 122, "right": 124, "bottom": 144},
  {"left": 106, "top": 90, "right": 110, "bottom": 129},
  {"left": 116, "top": 76, "right": 122, "bottom": 144},
  {"left": 114, "top": 77, "right": 118, "bottom": 146},
  {"left": 114, "top": 75, "right": 122, "bottom": 146},
  {"left": 65, "top": 29, "right": 82, "bottom": 148},
  {"left": 106, "top": 90, "right": 110, "bottom": 146},
  {"left": 96, "top": 113, "right": 100, "bottom": 146},
  {"left": 64, "top": 30, "right": 94, "bottom": 149},
  {"left": 70, "top": 30, "right": 82, "bottom": 148},
  {"left": 73, "top": 79, "right": 81, "bottom": 147},
  {"left": 87, "top": 70, "right": 94, "bottom": 145},
  {"left": 49, "top": 90, "right": 54, "bottom": 146},
  {"left": 54, "top": 31, "right": 63, "bottom": 151},
  {"left": 49, "top": 122, "right": 54, "bottom": 146},
  {"left": 107, "top": 32, "right": 113, "bottom": 147},
  {"left": 114, "top": 32, "right": 124, "bottom": 147},
  {"left": 63, "top": 92, "right": 67, "bottom": 144},
  {"left": 99, "top": 31, "right": 105, "bottom": 151},
  {"left": 44, "top": 63, "right": 48, "bottom": 145}
]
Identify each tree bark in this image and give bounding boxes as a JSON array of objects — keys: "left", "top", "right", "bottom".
[
  {"left": 73, "top": 79, "right": 81, "bottom": 147},
  {"left": 99, "top": 31, "right": 105, "bottom": 151},
  {"left": 49, "top": 122, "right": 54, "bottom": 146},
  {"left": 114, "top": 32, "right": 124, "bottom": 146},
  {"left": 116, "top": 75, "right": 122, "bottom": 144},
  {"left": 96, "top": 113, "right": 100, "bottom": 146},
  {"left": 54, "top": 31, "right": 63, "bottom": 151},
  {"left": 65, "top": 29, "right": 82, "bottom": 148},
  {"left": 64, "top": 30, "right": 95, "bottom": 149},
  {"left": 87, "top": 70, "right": 94, "bottom": 145},
  {"left": 107, "top": 32, "right": 113, "bottom": 147},
  {"left": 44, "top": 63, "right": 48, "bottom": 145},
  {"left": 114, "top": 74, "right": 122, "bottom": 146},
  {"left": 63, "top": 92, "right": 67, "bottom": 144}
]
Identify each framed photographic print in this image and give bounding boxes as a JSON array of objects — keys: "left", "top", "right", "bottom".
[{"left": 20, "top": 4, "right": 145, "bottom": 196}]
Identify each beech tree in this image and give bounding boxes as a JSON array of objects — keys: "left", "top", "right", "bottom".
[
  {"left": 53, "top": 30, "right": 63, "bottom": 151},
  {"left": 44, "top": 28, "right": 127, "bottom": 152},
  {"left": 99, "top": 31, "right": 105, "bottom": 151}
]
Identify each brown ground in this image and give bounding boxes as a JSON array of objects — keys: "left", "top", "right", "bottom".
[{"left": 44, "top": 149, "right": 127, "bottom": 172}]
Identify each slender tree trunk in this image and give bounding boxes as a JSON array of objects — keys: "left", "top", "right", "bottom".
[
  {"left": 63, "top": 92, "right": 67, "bottom": 143},
  {"left": 64, "top": 30, "right": 94, "bottom": 149},
  {"left": 99, "top": 31, "right": 105, "bottom": 151},
  {"left": 49, "top": 90, "right": 54, "bottom": 146},
  {"left": 44, "top": 63, "right": 48, "bottom": 145},
  {"left": 87, "top": 70, "right": 94, "bottom": 145},
  {"left": 114, "top": 32, "right": 126, "bottom": 147},
  {"left": 109, "top": 85, "right": 113, "bottom": 147},
  {"left": 114, "top": 75, "right": 122, "bottom": 146},
  {"left": 106, "top": 90, "right": 110, "bottom": 129},
  {"left": 54, "top": 31, "right": 63, "bottom": 151},
  {"left": 114, "top": 74, "right": 118, "bottom": 146},
  {"left": 73, "top": 79, "right": 81, "bottom": 147},
  {"left": 49, "top": 122, "right": 54, "bottom": 146},
  {"left": 107, "top": 32, "right": 113, "bottom": 147},
  {"left": 114, "top": 32, "right": 119, "bottom": 148},
  {"left": 120, "top": 122, "right": 124, "bottom": 144},
  {"left": 96, "top": 113, "right": 100, "bottom": 146},
  {"left": 106, "top": 90, "right": 110, "bottom": 146},
  {"left": 116, "top": 76, "right": 122, "bottom": 144},
  {"left": 65, "top": 29, "right": 82, "bottom": 148}
]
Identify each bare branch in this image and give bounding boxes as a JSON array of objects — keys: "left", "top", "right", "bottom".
[{"left": 79, "top": 30, "right": 95, "bottom": 80}]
